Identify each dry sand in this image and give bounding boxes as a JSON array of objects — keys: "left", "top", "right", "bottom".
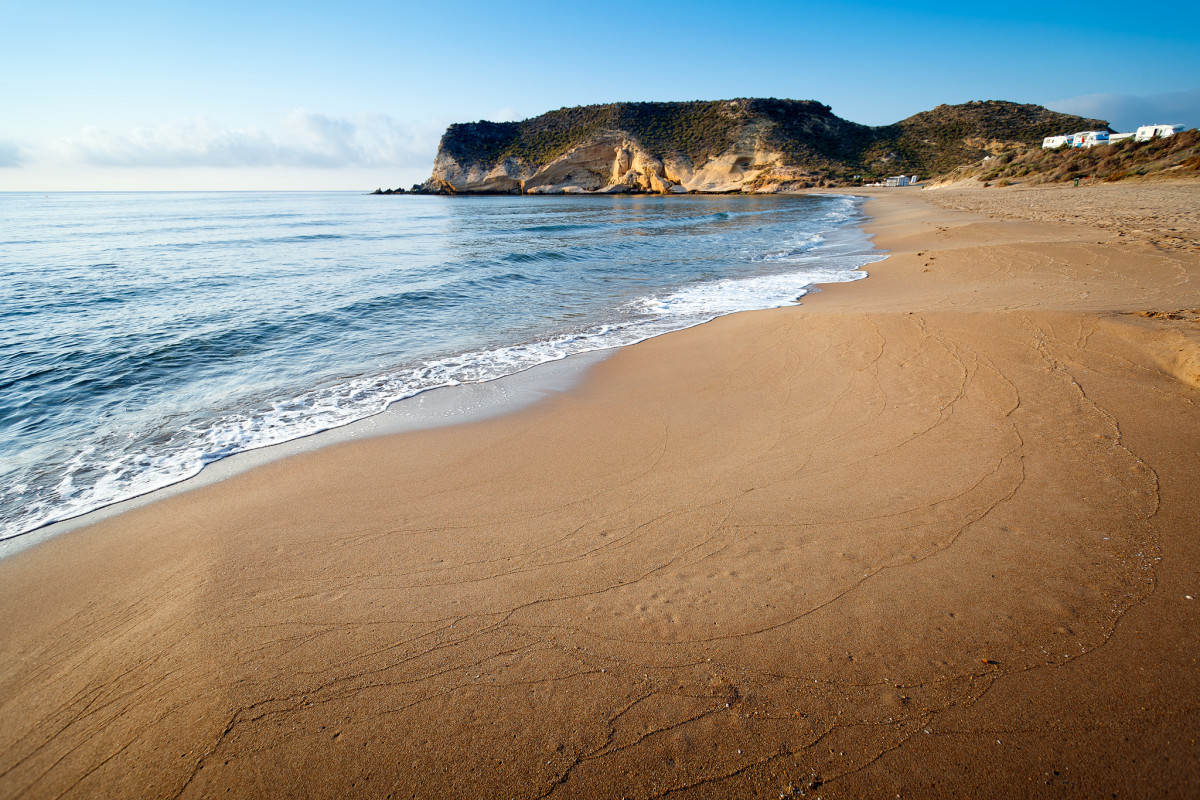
[{"left": 2, "top": 181, "right": 1199, "bottom": 799}]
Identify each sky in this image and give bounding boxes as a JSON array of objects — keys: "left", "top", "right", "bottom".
[{"left": 2, "top": 0, "right": 1197, "bottom": 191}]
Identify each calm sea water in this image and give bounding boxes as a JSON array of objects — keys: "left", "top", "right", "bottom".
[{"left": 1, "top": 191, "right": 883, "bottom": 541}]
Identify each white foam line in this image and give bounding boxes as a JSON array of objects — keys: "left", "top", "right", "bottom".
[{"left": 2, "top": 196, "right": 885, "bottom": 545}]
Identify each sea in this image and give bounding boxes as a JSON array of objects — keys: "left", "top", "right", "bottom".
[{"left": 0, "top": 191, "right": 884, "bottom": 545}]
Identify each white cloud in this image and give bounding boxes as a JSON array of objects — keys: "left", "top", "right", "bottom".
[
  {"left": 0, "top": 139, "right": 24, "bottom": 167},
  {"left": 1046, "top": 88, "right": 1200, "bottom": 132},
  {"left": 50, "top": 111, "right": 442, "bottom": 169}
]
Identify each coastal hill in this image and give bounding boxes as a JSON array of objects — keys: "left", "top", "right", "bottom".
[{"left": 413, "top": 99, "right": 1108, "bottom": 194}]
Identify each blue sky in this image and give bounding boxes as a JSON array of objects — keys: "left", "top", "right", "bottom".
[{"left": 2, "top": 0, "right": 1197, "bottom": 190}]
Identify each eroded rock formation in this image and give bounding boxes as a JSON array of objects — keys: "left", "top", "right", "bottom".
[{"left": 423, "top": 135, "right": 815, "bottom": 195}]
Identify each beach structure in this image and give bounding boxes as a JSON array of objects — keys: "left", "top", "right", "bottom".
[
  {"left": 1042, "top": 134, "right": 1071, "bottom": 149},
  {"left": 884, "top": 175, "right": 910, "bottom": 187},
  {"left": 1135, "top": 124, "right": 1185, "bottom": 142}
]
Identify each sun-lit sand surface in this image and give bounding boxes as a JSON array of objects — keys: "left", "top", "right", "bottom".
[{"left": 2, "top": 181, "right": 1198, "bottom": 799}]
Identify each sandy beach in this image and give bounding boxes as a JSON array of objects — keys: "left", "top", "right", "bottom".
[{"left": 2, "top": 181, "right": 1198, "bottom": 798}]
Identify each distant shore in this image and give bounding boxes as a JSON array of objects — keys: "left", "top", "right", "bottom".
[{"left": 2, "top": 180, "right": 1198, "bottom": 798}]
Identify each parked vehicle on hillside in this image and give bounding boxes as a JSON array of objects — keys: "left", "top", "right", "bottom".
[
  {"left": 1135, "top": 124, "right": 1185, "bottom": 142},
  {"left": 1070, "top": 131, "right": 1108, "bottom": 148}
]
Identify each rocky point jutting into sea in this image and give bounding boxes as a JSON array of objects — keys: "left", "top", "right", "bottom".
[{"left": 404, "top": 98, "right": 1108, "bottom": 195}]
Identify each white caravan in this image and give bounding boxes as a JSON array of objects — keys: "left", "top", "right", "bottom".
[{"left": 1135, "top": 124, "right": 1186, "bottom": 142}]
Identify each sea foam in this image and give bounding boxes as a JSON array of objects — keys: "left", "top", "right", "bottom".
[{"left": 0, "top": 192, "right": 882, "bottom": 542}]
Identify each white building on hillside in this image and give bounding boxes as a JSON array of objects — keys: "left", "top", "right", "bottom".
[{"left": 1043, "top": 135, "right": 1071, "bottom": 149}]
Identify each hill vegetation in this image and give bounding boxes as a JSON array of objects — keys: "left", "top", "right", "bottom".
[
  {"left": 937, "top": 128, "right": 1200, "bottom": 187},
  {"left": 875, "top": 100, "right": 1113, "bottom": 175},
  {"left": 440, "top": 100, "right": 848, "bottom": 169}
]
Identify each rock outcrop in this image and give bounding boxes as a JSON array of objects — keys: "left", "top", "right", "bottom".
[{"left": 414, "top": 99, "right": 1109, "bottom": 194}]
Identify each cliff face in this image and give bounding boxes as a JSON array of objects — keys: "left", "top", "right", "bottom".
[
  {"left": 427, "top": 130, "right": 801, "bottom": 195},
  {"left": 419, "top": 99, "right": 1108, "bottom": 194}
]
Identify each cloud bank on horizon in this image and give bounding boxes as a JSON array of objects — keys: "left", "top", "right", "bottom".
[
  {"left": 1048, "top": 88, "right": 1200, "bottom": 132},
  {"left": 49, "top": 111, "right": 439, "bottom": 170},
  {"left": 1, "top": 111, "right": 449, "bottom": 190}
]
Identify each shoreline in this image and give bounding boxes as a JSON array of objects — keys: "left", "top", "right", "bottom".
[
  {"left": 3, "top": 192, "right": 881, "bottom": 555},
  {"left": 0, "top": 349, "right": 612, "bottom": 559},
  {"left": 2, "top": 181, "right": 1198, "bottom": 798}
]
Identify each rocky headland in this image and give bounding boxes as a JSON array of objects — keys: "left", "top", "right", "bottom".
[{"left": 408, "top": 99, "right": 1107, "bottom": 195}]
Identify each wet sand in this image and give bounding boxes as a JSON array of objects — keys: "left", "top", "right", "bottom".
[{"left": 2, "top": 181, "right": 1199, "bottom": 798}]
